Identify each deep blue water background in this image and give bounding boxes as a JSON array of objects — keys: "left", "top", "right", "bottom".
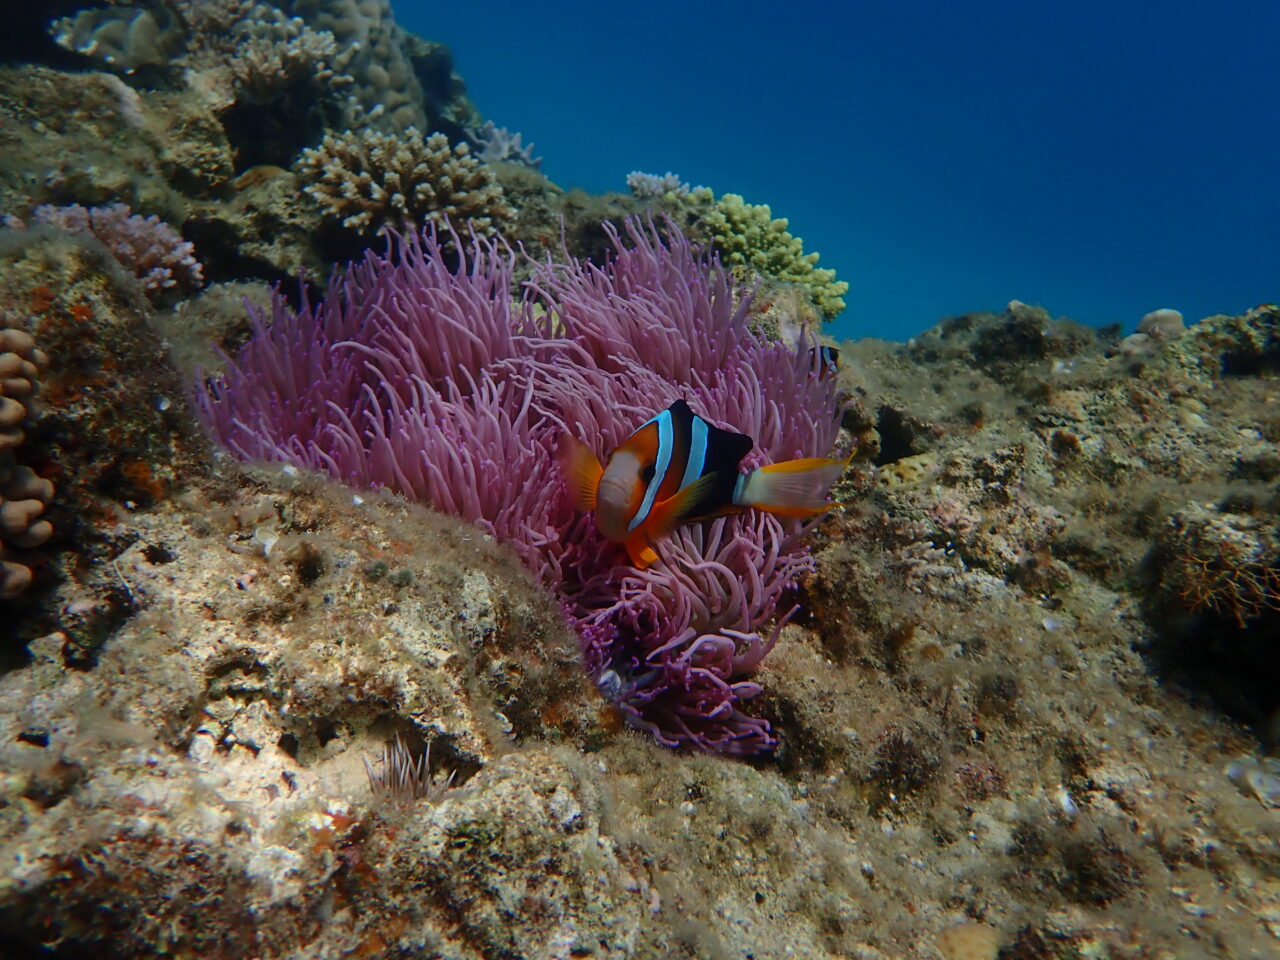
[{"left": 401, "top": 1, "right": 1279, "bottom": 342}]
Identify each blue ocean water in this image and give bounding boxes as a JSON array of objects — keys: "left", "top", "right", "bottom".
[{"left": 402, "top": 1, "right": 1279, "bottom": 342}]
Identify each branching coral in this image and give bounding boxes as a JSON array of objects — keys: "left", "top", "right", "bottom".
[
  {"left": 296, "top": 129, "right": 513, "bottom": 236},
  {"left": 627, "top": 170, "right": 693, "bottom": 199},
  {"left": 225, "top": 9, "right": 354, "bottom": 105},
  {"left": 702, "top": 192, "right": 849, "bottom": 321},
  {"left": 466, "top": 121, "right": 541, "bottom": 169},
  {"left": 31, "top": 203, "right": 204, "bottom": 300},
  {"left": 196, "top": 219, "right": 843, "bottom": 753}
]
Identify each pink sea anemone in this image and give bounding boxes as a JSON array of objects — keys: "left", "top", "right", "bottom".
[{"left": 196, "top": 219, "right": 843, "bottom": 753}]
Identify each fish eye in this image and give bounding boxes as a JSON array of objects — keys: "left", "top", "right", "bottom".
[{"left": 640, "top": 464, "right": 655, "bottom": 483}]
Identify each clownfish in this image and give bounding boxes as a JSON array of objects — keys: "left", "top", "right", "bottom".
[
  {"left": 810, "top": 344, "right": 840, "bottom": 381},
  {"left": 560, "top": 399, "right": 849, "bottom": 569}
]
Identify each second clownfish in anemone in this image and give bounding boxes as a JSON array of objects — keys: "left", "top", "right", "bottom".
[{"left": 560, "top": 399, "right": 849, "bottom": 569}]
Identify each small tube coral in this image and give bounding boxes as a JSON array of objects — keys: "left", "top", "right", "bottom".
[{"left": 196, "top": 219, "right": 843, "bottom": 753}]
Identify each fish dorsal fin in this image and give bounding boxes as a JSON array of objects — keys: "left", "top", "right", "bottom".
[{"left": 558, "top": 434, "right": 603, "bottom": 511}]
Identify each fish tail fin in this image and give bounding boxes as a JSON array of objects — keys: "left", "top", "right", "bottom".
[
  {"left": 559, "top": 434, "right": 603, "bottom": 511},
  {"left": 734, "top": 456, "right": 850, "bottom": 518}
]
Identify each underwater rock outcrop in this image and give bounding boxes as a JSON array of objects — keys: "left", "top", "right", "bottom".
[{"left": 0, "top": 4, "right": 1277, "bottom": 958}]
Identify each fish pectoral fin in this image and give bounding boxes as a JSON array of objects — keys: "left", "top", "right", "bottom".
[
  {"left": 624, "top": 539, "right": 660, "bottom": 569},
  {"left": 558, "top": 434, "right": 603, "bottom": 511},
  {"left": 646, "top": 473, "right": 717, "bottom": 539}
]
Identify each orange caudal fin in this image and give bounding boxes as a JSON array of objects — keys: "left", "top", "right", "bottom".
[
  {"left": 734, "top": 456, "right": 851, "bottom": 518},
  {"left": 558, "top": 434, "right": 603, "bottom": 511}
]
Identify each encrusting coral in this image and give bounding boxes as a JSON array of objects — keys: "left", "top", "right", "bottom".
[
  {"left": 296, "top": 128, "right": 513, "bottom": 236},
  {"left": 196, "top": 219, "right": 843, "bottom": 753},
  {"left": 0, "top": 326, "right": 52, "bottom": 599}
]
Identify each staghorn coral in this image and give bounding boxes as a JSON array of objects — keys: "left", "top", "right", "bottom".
[
  {"left": 296, "top": 128, "right": 513, "bottom": 236},
  {"left": 30, "top": 203, "right": 204, "bottom": 300},
  {"left": 196, "top": 219, "right": 843, "bottom": 753},
  {"left": 0, "top": 327, "right": 52, "bottom": 599}
]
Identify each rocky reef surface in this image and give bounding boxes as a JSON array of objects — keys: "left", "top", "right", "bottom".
[
  {"left": 0, "top": 4, "right": 1277, "bottom": 959},
  {"left": 0, "top": 211, "right": 1276, "bottom": 957}
]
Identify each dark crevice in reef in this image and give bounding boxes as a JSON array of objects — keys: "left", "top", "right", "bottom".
[{"left": 1140, "top": 605, "right": 1280, "bottom": 738}]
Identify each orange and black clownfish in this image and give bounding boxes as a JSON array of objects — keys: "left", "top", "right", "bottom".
[
  {"left": 560, "top": 399, "right": 849, "bottom": 569},
  {"left": 810, "top": 344, "right": 840, "bottom": 380}
]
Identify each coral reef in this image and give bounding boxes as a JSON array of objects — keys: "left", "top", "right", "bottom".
[
  {"left": 0, "top": 5, "right": 1277, "bottom": 958},
  {"left": 296, "top": 128, "right": 513, "bottom": 236},
  {"left": 196, "top": 220, "right": 842, "bottom": 754},
  {"left": 2, "top": 283, "right": 1279, "bottom": 955}
]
